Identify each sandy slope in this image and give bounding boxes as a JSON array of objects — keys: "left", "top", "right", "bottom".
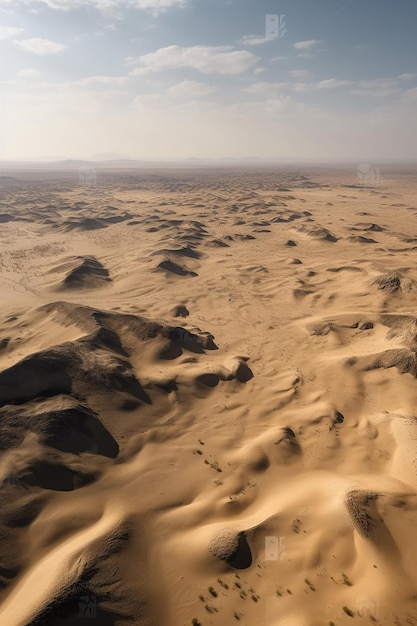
[{"left": 0, "top": 166, "right": 417, "bottom": 625}]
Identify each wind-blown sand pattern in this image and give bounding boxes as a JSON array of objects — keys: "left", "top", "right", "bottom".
[{"left": 0, "top": 166, "right": 417, "bottom": 625}]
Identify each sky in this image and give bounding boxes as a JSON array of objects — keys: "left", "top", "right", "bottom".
[{"left": 0, "top": 0, "right": 416, "bottom": 162}]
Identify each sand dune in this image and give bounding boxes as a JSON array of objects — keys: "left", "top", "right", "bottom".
[{"left": 0, "top": 166, "right": 417, "bottom": 625}]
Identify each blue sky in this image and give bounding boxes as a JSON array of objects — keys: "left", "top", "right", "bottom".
[{"left": 0, "top": 0, "right": 416, "bottom": 161}]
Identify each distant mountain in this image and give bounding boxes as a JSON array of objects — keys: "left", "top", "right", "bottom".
[
  {"left": 91, "top": 152, "right": 134, "bottom": 161},
  {"left": 1, "top": 156, "right": 416, "bottom": 171}
]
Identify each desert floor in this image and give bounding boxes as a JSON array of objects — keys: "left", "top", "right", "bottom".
[{"left": 0, "top": 165, "right": 416, "bottom": 626}]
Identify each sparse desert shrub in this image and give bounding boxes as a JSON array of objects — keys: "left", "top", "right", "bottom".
[{"left": 343, "top": 606, "right": 354, "bottom": 617}]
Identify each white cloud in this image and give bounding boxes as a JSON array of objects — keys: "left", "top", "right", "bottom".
[
  {"left": 293, "top": 39, "right": 321, "bottom": 50},
  {"left": 317, "top": 78, "right": 352, "bottom": 89},
  {"left": 239, "top": 34, "right": 269, "bottom": 46},
  {"left": 285, "top": 76, "right": 406, "bottom": 96},
  {"left": 0, "top": 25, "right": 24, "bottom": 39},
  {"left": 0, "top": 0, "right": 187, "bottom": 14},
  {"left": 167, "top": 80, "right": 216, "bottom": 97},
  {"left": 264, "top": 94, "right": 296, "bottom": 116},
  {"left": 292, "top": 79, "right": 352, "bottom": 92},
  {"left": 253, "top": 67, "right": 265, "bottom": 75},
  {"left": 129, "top": 45, "right": 259, "bottom": 75},
  {"left": 14, "top": 37, "right": 66, "bottom": 55}
]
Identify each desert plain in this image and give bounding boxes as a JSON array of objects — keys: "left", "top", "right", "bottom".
[{"left": 0, "top": 165, "right": 417, "bottom": 626}]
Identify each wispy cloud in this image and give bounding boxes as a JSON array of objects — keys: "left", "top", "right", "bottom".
[
  {"left": 0, "top": 25, "right": 24, "bottom": 39},
  {"left": 0, "top": 0, "right": 188, "bottom": 14},
  {"left": 317, "top": 78, "right": 352, "bottom": 89},
  {"left": 293, "top": 78, "right": 352, "bottom": 92},
  {"left": 239, "top": 34, "right": 269, "bottom": 46},
  {"left": 293, "top": 39, "right": 321, "bottom": 50},
  {"left": 129, "top": 45, "right": 259, "bottom": 75},
  {"left": 167, "top": 80, "right": 216, "bottom": 97},
  {"left": 398, "top": 73, "right": 417, "bottom": 81},
  {"left": 14, "top": 37, "right": 66, "bottom": 55},
  {"left": 243, "top": 81, "right": 288, "bottom": 96}
]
